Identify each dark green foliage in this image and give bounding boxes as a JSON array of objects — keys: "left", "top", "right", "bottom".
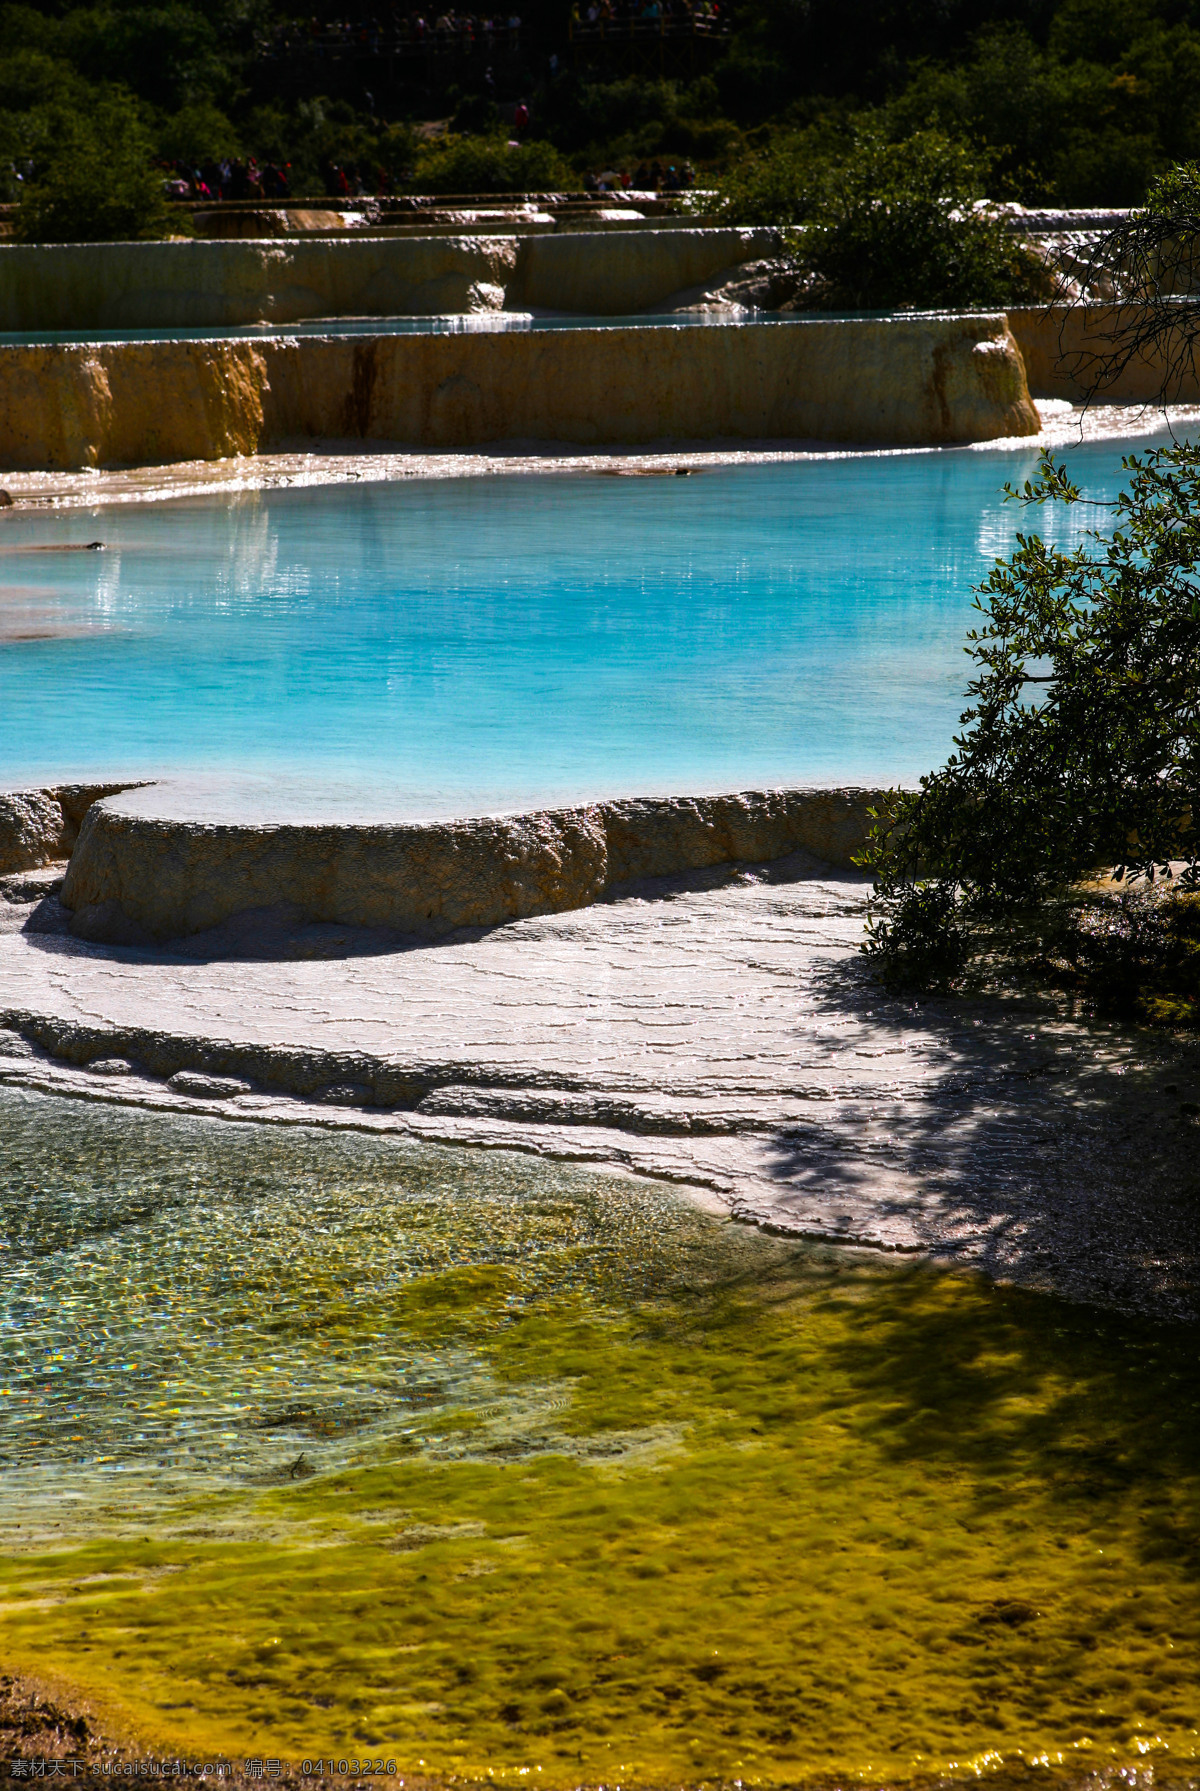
[
  {"left": 12, "top": 91, "right": 172, "bottom": 241},
  {"left": 795, "top": 131, "right": 1050, "bottom": 308},
  {"left": 856, "top": 876, "right": 971, "bottom": 991},
  {"left": 156, "top": 98, "right": 242, "bottom": 168},
  {"left": 881, "top": 23, "right": 1166, "bottom": 204},
  {"left": 238, "top": 99, "right": 417, "bottom": 195},
  {"left": 0, "top": 44, "right": 81, "bottom": 112},
  {"left": 742, "top": 0, "right": 1058, "bottom": 105},
  {"left": 4, "top": 0, "right": 1200, "bottom": 214},
  {"left": 410, "top": 134, "right": 576, "bottom": 194},
  {"left": 545, "top": 75, "right": 683, "bottom": 151},
  {"left": 860, "top": 443, "right": 1200, "bottom": 995},
  {"left": 721, "top": 129, "right": 1048, "bottom": 307},
  {"left": 713, "top": 0, "right": 1200, "bottom": 204},
  {"left": 57, "top": 5, "right": 237, "bottom": 111},
  {"left": 716, "top": 128, "right": 830, "bottom": 226},
  {"left": 0, "top": 0, "right": 256, "bottom": 113},
  {"left": 1050, "top": 888, "right": 1200, "bottom": 1025},
  {"left": 538, "top": 74, "right": 740, "bottom": 167}
]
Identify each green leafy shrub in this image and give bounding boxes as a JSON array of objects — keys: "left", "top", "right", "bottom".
[
  {"left": 409, "top": 134, "right": 577, "bottom": 195},
  {"left": 13, "top": 92, "right": 172, "bottom": 241},
  {"left": 0, "top": 45, "right": 81, "bottom": 113},
  {"left": 860, "top": 442, "right": 1200, "bottom": 1003},
  {"left": 156, "top": 98, "right": 240, "bottom": 168},
  {"left": 1051, "top": 889, "right": 1200, "bottom": 1025},
  {"left": 798, "top": 130, "right": 1049, "bottom": 309},
  {"left": 717, "top": 128, "right": 833, "bottom": 226},
  {"left": 720, "top": 129, "right": 1047, "bottom": 307},
  {"left": 50, "top": 0, "right": 233, "bottom": 112}
]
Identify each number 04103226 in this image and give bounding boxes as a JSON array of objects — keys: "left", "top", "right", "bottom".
[{"left": 300, "top": 1763, "right": 399, "bottom": 1777}]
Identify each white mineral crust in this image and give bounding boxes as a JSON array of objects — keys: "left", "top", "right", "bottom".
[{"left": 2, "top": 851, "right": 1198, "bottom": 1319}]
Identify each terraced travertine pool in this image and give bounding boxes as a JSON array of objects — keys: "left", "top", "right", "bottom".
[
  {"left": 0, "top": 313, "right": 783, "bottom": 345},
  {"left": 2, "top": 1086, "right": 1199, "bottom": 1783},
  {"left": 0, "top": 434, "right": 1144, "bottom": 813}
]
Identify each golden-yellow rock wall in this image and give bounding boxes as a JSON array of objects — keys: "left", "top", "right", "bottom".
[
  {"left": 0, "top": 340, "right": 270, "bottom": 468},
  {"left": 0, "top": 314, "right": 1039, "bottom": 470},
  {"left": 1008, "top": 304, "right": 1200, "bottom": 401},
  {"left": 58, "top": 782, "right": 893, "bottom": 942}
]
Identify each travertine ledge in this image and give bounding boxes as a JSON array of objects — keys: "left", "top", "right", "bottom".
[
  {"left": 0, "top": 314, "right": 1039, "bottom": 470},
  {"left": 1007, "top": 304, "right": 1200, "bottom": 402},
  {"left": 53, "top": 782, "right": 890, "bottom": 945},
  {"left": 0, "top": 782, "right": 142, "bottom": 875},
  {"left": 0, "top": 228, "right": 779, "bottom": 330},
  {"left": 3, "top": 848, "right": 1198, "bottom": 1317}
]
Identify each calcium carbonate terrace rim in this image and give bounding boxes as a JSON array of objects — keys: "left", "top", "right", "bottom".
[
  {"left": 0, "top": 399, "right": 1191, "bottom": 519},
  {"left": 1, "top": 778, "right": 894, "bottom": 947}
]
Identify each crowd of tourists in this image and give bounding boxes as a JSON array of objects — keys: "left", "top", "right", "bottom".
[
  {"left": 571, "top": 0, "right": 723, "bottom": 31},
  {"left": 259, "top": 11, "right": 523, "bottom": 57},
  {"left": 162, "top": 157, "right": 404, "bottom": 199},
  {"left": 583, "top": 158, "right": 695, "bottom": 190},
  {"left": 259, "top": 0, "right": 721, "bottom": 57},
  {"left": 163, "top": 155, "right": 695, "bottom": 199},
  {"left": 163, "top": 158, "right": 294, "bottom": 201}
]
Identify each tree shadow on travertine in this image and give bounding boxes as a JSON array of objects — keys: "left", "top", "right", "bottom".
[
  {"left": 762, "top": 949, "right": 1200, "bottom": 1320},
  {"left": 17, "top": 892, "right": 491, "bottom": 963}
]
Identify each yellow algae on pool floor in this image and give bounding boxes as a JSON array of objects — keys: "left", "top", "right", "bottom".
[{"left": 0, "top": 1092, "right": 1198, "bottom": 1784}]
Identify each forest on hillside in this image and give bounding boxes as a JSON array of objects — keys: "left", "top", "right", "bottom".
[{"left": 4, "top": 0, "right": 1199, "bottom": 220}]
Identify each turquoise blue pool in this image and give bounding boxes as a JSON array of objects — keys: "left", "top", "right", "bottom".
[{"left": 0, "top": 438, "right": 1146, "bottom": 809}]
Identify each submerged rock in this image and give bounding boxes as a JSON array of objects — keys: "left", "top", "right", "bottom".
[{"left": 166, "top": 1069, "right": 254, "bottom": 1099}]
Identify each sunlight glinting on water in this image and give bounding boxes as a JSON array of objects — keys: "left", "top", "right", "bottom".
[
  {"left": 0, "top": 434, "right": 1167, "bottom": 804},
  {"left": 0, "top": 1090, "right": 765, "bottom": 1524}
]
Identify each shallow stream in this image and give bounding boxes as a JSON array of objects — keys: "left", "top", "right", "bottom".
[{"left": 1, "top": 1088, "right": 1198, "bottom": 1783}]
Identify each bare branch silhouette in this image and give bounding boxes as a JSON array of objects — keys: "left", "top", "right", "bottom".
[{"left": 1053, "top": 167, "right": 1200, "bottom": 411}]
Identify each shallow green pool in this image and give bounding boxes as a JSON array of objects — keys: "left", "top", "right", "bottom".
[
  {"left": 0, "top": 1088, "right": 750, "bottom": 1505},
  {"left": 1, "top": 1088, "right": 1198, "bottom": 1784}
]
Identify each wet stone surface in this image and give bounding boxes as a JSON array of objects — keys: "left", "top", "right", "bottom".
[{"left": 1, "top": 850, "right": 1199, "bottom": 1322}]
